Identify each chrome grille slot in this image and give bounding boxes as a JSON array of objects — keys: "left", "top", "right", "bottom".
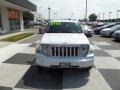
[
  {"left": 56, "top": 47, "right": 59, "bottom": 56},
  {"left": 64, "top": 47, "right": 67, "bottom": 56},
  {"left": 75, "top": 47, "right": 78, "bottom": 56},
  {"left": 51, "top": 46, "right": 80, "bottom": 57},
  {"left": 52, "top": 47, "right": 55, "bottom": 56},
  {"left": 59, "top": 47, "right": 62, "bottom": 56},
  {"left": 68, "top": 47, "right": 70, "bottom": 56}
]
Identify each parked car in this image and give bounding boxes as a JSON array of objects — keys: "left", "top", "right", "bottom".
[
  {"left": 100, "top": 25, "right": 120, "bottom": 37},
  {"left": 112, "top": 30, "right": 120, "bottom": 40},
  {"left": 39, "top": 23, "right": 48, "bottom": 34},
  {"left": 83, "top": 25, "right": 93, "bottom": 37},
  {"left": 94, "top": 23, "right": 118, "bottom": 35},
  {"left": 92, "top": 22, "right": 105, "bottom": 28},
  {"left": 39, "top": 27, "right": 47, "bottom": 34},
  {"left": 36, "top": 20, "right": 94, "bottom": 71}
]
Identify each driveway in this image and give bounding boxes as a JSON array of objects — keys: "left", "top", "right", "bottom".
[{"left": 0, "top": 34, "right": 120, "bottom": 90}]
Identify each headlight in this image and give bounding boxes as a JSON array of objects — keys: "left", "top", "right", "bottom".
[
  {"left": 80, "top": 45, "right": 89, "bottom": 57},
  {"left": 36, "top": 44, "right": 42, "bottom": 53},
  {"left": 88, "top": 45, "right": 94, "bottom": 54},
  {"left": 42, "top": 44, "right": 48, "bottom": 51},
  {"left": 42, "top": 44, "right": 49, "bottom": 55}
]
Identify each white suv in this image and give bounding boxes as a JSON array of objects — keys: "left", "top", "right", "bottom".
[{"left": 36, "top": 20, "right": 94, "bottom": 71}]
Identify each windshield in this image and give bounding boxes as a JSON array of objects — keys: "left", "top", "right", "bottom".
[
  {"left": 102, "top": 24, "right": 116, "bottom": 28},
  {"left": 111, "top": 25, "right": 120, "bottom": 29},
  {"left": 48, "top": 22, "right": 83, "bottom": 33}
]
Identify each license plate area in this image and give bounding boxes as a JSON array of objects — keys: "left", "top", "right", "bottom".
[{"left": 60, "top": 62, "right": 71, "bottom": 68}]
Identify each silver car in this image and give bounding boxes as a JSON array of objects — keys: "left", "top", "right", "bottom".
[
  {"left": 100, "top": 25, "right": 120, "bottom": 37},
  {"left": 112, "top": 30, "right": 120, "bottom": 40}
]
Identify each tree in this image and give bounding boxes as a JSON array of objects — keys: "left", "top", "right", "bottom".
[
  {"left": 23, "top": 11, "right": 34, "bottom": 21},
  {"left": 88, "top": 13, "right": 97, "bottom": 21},
  {"left": 23, "top": 11, "right": 34, "bottom": 28}
]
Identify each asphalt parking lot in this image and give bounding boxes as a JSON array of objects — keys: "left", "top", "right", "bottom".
[{"left": 0, "top": 33, "right": 120, "bottom": 90}]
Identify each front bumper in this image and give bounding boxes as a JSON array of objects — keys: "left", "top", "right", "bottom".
[{"left": 36, "top": 53, "right": 94, "bottom": 68}]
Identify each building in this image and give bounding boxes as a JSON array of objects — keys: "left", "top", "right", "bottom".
[{"left": 0, "top": 0, "right": 36, "bottom": 33}]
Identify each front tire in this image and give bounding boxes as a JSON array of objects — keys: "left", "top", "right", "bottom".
[{"left": 115, "top": 38, "right": 120, "bottom": 40}]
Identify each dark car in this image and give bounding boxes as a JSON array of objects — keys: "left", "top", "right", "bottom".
[{"left": 94, "top": 23, "right": 118, "bottom": 35}]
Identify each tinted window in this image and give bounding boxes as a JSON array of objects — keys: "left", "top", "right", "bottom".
[
  {"left": 48, "top": 22, "right": 83, "bottom": 33},
  {"left": 111, "top": 25, "right": 120, "bottom": 29},
  {"left": 102, "top": 24, "right": 115, "bottom": 28},
  {"left": 106, "top": 24, "right": 116, "bottom": 28}
]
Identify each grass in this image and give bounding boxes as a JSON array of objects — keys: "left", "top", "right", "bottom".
[{"left": 1, "top": 33, "right": 34, "bottom": 42}]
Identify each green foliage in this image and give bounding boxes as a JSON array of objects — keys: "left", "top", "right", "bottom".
[
  {"left": 1, "top": 33, "right": 34, "bottom": 42},
  {"left": 23, "top": 11, "right": 34, "bottom": 21},
  {"left": 88, "top": 13, "right": 97, "bottom": 21}
]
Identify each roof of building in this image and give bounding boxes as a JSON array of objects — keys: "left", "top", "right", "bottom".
[{"left": 5, "top": 0, "right": 37, "bottom": 11}]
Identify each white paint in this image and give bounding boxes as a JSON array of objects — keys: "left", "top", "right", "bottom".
[
  {"left": 0, "top": 63, "right": 30, "bottom": 87},
  {"left": 93, "top": 42, "right": 112, "bottom": 45},
  {"left": 95, "top": 57, "right": 120, "bottom": 69},
  {"left": 105, "top": 50, "right": 120, "bottom": 57},
  {"left": 94, "top": 45, "right": 102, "bottom": 50},
  {"left": 0, "top": 43, "right": 30, "bottom": 63}
]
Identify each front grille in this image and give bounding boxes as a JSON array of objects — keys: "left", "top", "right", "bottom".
[{"left": 51, "top": 46, "right": 79, "bottom": 57}]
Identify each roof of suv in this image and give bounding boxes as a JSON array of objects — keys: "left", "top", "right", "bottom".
[{"left": 50, "top": 20, "right": 78, "bottom": 23}]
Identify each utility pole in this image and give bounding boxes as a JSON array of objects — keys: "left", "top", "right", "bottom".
[
  {"left": 85, "top": 0, "right": 88, "bottom": 21},
  {"left": 48, "top": 7, "right": 51, "bottom": 21},
  {"left": 109, "top": 12, "right": 112, "bottom": 22}
]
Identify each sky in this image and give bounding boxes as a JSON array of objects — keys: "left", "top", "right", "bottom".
[{"left": 29, "top": 0, "right": 120, "bottom": 20}]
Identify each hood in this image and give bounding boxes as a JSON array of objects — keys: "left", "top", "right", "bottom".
[{"left": 41, "top": 33, "right": 90, "bottom": 45}]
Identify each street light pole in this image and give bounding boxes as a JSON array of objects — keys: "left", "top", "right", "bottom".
[
  {"left": 85, "top": 0, "right": 88, "bottom": 21},
  {"left": 103, "top": 13, "right": 105, "bottom": 22},
  {"left": 71, "top": 13, "right": 74, "bottom": 20},
  {"left": 109, "top": 12, "right": 112, "bottom": 22},
  {"left": 98, "top": 13, "right": 100, "bottom": 22},
  {"left": 54, "top": 12, "right": 58, "bottom": 20},
  {"left": 48, "top": 7, "right": 51, "bottom": 21},
  {"left": 117, "top": 10, "right": 120, "bottom": 22}
]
